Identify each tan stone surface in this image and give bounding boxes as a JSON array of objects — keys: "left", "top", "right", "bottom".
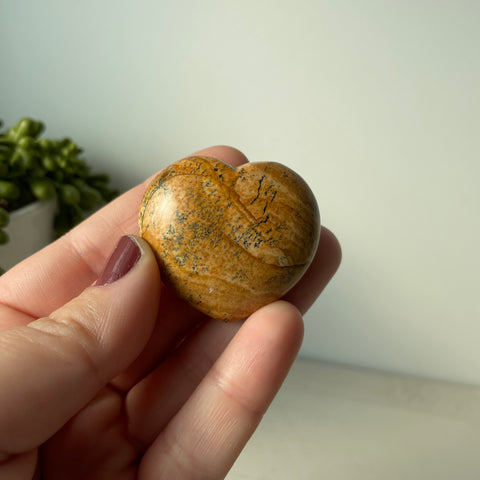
[{"left": 139, "top": 156, "right": 320, "bottom": 321}]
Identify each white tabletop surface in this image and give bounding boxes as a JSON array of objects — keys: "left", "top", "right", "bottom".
[{"left": 227, "top": 357, "right": 480, "bottom": 480}]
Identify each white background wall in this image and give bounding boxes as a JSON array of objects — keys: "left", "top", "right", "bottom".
[{"left": 1, "top": 0, "right": 479, "bottom": 385}]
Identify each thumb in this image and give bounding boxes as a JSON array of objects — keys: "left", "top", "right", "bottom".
[{"left": 0, "top": 235, "right": 161, "bottom": 454}]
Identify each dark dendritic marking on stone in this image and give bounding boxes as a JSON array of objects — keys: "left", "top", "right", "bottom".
[
  {"left": 262, "top": 187, "right": 277, "bottom": 215},
  {"left": 250, "top": 175, "right": 266, "bottom": 205},
  {"left": 174, "top": 255, "right": 186, "bottom": 267},
  {"left": 231, "top": 269, "right": 249, "bottom": 282}
]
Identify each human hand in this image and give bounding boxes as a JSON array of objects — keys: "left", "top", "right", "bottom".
[{"left": 0, "top": 146, "right": 341, "bottom": 479}]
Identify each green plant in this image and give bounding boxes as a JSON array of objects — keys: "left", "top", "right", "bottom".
[{"left": 0, "top": 117, "right": 118, "bottom": 244}]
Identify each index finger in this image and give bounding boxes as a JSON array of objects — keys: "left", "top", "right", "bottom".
[{"left": 0, "top": 146, "right": 249, "bottom": 319}]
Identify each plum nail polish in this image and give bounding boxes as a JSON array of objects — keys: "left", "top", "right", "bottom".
[{"left": 96, "top": 236, "right": 141, "bottom": 286}]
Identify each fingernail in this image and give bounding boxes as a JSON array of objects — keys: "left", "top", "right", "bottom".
[{"left": 96, "top": 235, "right": 142, "bottom": 286}]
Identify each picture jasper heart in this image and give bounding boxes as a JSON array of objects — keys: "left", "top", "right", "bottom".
[{"left": 139, "top": 156, "right": 320, "bottom": 321}]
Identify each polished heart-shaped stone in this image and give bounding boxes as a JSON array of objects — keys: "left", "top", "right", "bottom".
[{"left": 139, "top": 156, "right": 320, "bottom": 321}]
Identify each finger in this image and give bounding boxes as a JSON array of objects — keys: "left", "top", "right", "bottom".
[
  {"left": 0, "top": 236, "right": 160, "bottom": 455},
  {"left": 138, "top": 300, "right": 304, "bottom": 479},
  {"left": 283, "top": 226, "right": 342, "bottom": 314},
  {"left": 126, "top": 318, "right": 243, "bottom": 446},
  {"left": 0, "top": 146, "right": 249, "bottom": 321},
  {"left": 109, "top": 285, "right": 208, "bottom": 392}
]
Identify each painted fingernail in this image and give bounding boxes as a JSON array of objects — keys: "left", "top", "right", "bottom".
[{"left": 96, "top": 235, "right": 141, "bottom": 286}]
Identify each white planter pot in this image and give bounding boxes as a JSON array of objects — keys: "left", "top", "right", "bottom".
[{"left": 0, "top": 199, "right": 56, "bottom": 271}]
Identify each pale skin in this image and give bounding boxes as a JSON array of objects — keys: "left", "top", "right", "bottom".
[{"left": 0, "top": 146, "right": 341, "bottom": 479}]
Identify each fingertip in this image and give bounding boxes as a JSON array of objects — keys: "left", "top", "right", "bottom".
[
  {"left": 283, "top": 225, "right": 342, "bottom": 314},
  {"left": 190, "top": 145, "right": 249, "bottom": 168},
  {"left": 319, "top": 226, "right": 342, "bottom": 274},
  {"left": 248, "top": 300, "right": 304, "bottom": 351}
]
